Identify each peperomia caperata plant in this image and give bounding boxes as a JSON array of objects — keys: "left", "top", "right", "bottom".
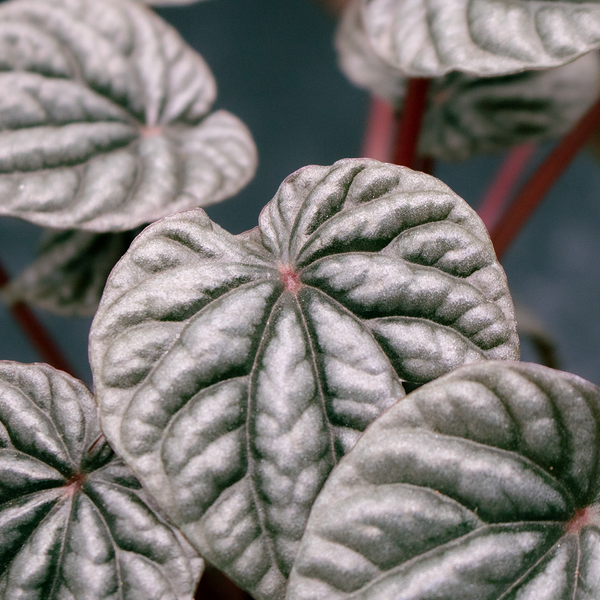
[
  {"left": 287, "top": 360, "right": 600, "bottom": 600},
  {"left": 0, "top": 0, "right": 256, "bottom": 324},
  {"left": 0, "top": 361, "right": 203, "bottom": 598},
  {"left": 0, "top": 0, "right": 256, "bottom": 232},
  {"left": 1, "top": 0, "right": 600, "bottom": 599},
  {"left": 87, "top": 157, "right": 519, "bottom": 599}
]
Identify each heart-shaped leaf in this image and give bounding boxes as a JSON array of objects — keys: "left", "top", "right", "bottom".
[
  {"left": 0, "top": 0, "right": 256, "bottom": 231},
  {"left": 360, "top": 0, "right": 600, "bottom": 77},
  {"left": 1, "top": 229, "right": 139, "bottom": 316},
  {"left": 0, "top": 361, "right": 203, "bottom": 599},
  {"left": 89, "top": 159, "right": 519, "bottom": 600},
  {"left": 287, "top": 361, "right": 600, "bottom": 600}
]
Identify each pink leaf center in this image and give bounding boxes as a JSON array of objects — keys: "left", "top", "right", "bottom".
[
  {"left": 566, "top": 505, "right": 600, "bottom": 534},
  {"left": 64, "top": 473, "right": 86, "bottom": 496},
  {"left": 141, "top": 125, "right": 163, "bottom": 138},
  {"left": 279, "top": 265, "right": 302, "bottom": 294}
]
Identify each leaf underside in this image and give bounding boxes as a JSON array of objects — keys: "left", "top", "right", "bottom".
[
  {"left": 361, "top": 0, "right": 600, "bottom": 77},
  {"left": 1, "top": 229, "right": 139, "bottom": 316},
  {"left": 286, "top": 361, "right": 600, "bottom": 600},
  {"left": 0, "top": 0, "right": 256, "bottom": 231},
  {"left": 89, "top": 159, "right": 518, "bottom": 600},
  {"left": 0, "top": 362, "right": 203, "bottom": 600}
]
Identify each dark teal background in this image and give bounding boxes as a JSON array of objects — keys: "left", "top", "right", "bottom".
[{"left": 1, "top": 0, "right": 599, "bottom": 387}]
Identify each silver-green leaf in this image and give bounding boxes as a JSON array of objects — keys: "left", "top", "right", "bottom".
[
  {"left": 360, "top": 0, "right": 600, "bottom": 77},
  {"left": 1, "top": 229, "right": 138, "bottom": 316},
  {"left": 421, "top": 52, "right": 600, "bottom": 161},
  {"left": 0, "top": 361, "right": 203, "bottom": 600},
  {"left": 0, "top": 0, "right": 256, "bottom": 231},
  {"left": 287, "top": 361, "right": 600, "bottom": 600},
  {"left": 337, "top": 1, "right": 600, "bottom": 161},
  {"left": 89, "top": 159, "right": 518, "bottom": 600}
]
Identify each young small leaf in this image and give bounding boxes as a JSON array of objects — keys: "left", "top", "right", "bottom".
[
  {"left": 0, "top": 0, "right": 256, "bottom": 231},
  {"left": 287, "top": 361, "right": 600, "bottom": 600},
  {"left": 0, "top": 361, "right": 203, "bottom": 599},
  {"left": 360, "top": 0, "right": 600, "bottom": 77},
  {"left": 2, "top": 229, "right": 139, "bottom": 316},
  {"left": 89, "top": 159, "right": 518, "bottom": 600}
]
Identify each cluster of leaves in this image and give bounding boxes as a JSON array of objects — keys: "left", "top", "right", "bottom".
[
  {"left": 2, "top": 1, "right": 600, "bottom": 600},
  {"left": 337, "top": 0, "right": 600, "bottom": 160}
]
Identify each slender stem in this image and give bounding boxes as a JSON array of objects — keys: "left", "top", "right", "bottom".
[
  {"left": 477, "top": 142, "right": 537, "bottom": 230},
  {"left": 414, "top": 154, "right": 435, "bottom": 176},
  {"left": 491, "top": 96, "right": 600, "bottom": 259},
  {"left": 0, "top": 261, "right": 76, "bottom": 376},
  {"left": 361, "top": 95, "right": 396, "bottom": 162},
  {"left": 392, "top": 78, "right": 430, "bottom": 169}
]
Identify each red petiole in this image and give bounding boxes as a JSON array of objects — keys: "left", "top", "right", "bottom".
[
  {"left": 361, "top": 95, "right": 396, "bottom": 162},
  {"left": 491, "top": 97, "right": 600, "bottom": 259},
  {"left": 392, "top": 78, "right": 431, "bottom": 169},
  {"left": 477, "top": 142, "right": 537, "bottom": 230},
  {"left": 0, "top": 261, "right": 76, "bottom": 377}
]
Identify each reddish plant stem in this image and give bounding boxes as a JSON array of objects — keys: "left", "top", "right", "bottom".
[
  {"left": 0, "top": 261, "right": 75, "bottom": 376},
  {"left": 361, "top": 95, "right": 396, "bottom": 162},
  {"left": 392, "top": 78, "right": 430, "bottom": 169},
  {"left": 414, "top": 154, "right": 435, "bottom": 176},
  {"left": 477, "top": 142, "right": 537, "bottom": 230},
  {"left": 491, "top": 97, "right": 600, "bottom": 259},
  {"left": 195, "top": 567, "right": 253, "bottom": 600}
]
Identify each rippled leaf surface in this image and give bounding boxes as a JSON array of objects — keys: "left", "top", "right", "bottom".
[
  {"left": 0, "top": 0, "right": 256, "bottom": 231},
  {"left": 0, "top": 361, "right": 203, "bottom": 599},
  {"left": 337, "top": 3, "right": 600, "bottom": 160},
  {"left": 287, "top": 361, "right": 600, "bottom": 600},
  {"left": 421, "top": 52, "right": 600, "bottom": 161},
  {"left": 89, "top": 158, "right": 518, "bottom": 600},
  {"left": 2, "top": 229, "right": 139, "bottom": 316},
  {"left": 361, "top": 0, "right": 600, "bottom": 77}
]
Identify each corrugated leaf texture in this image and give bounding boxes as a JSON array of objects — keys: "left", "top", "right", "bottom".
[
  {"left": 0, "top": 361, "right": 203, "bottom": 599},
  {"left": 1, "top": 229, "right": 140, "bottom": 316},
  {"left": 420, "top": 52, "right": 600, "bottom": 161},
  {"left": 361, "top": 0, "right": 600, "bottom": 77},
  {"left": 0, "top": 0, "right": 256, "bottom": 231},
  {"left": 0, "top": 230, "right": 139, "bottom": 316},
  {"left": 337, "top": 0, "right": 600, "bottom": 160},
  {"left": 287, "top": 361, "right": 600, "bottom": 600},
  {"left": 89, "top": 159, "right": 519, "bottom": 600}
]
